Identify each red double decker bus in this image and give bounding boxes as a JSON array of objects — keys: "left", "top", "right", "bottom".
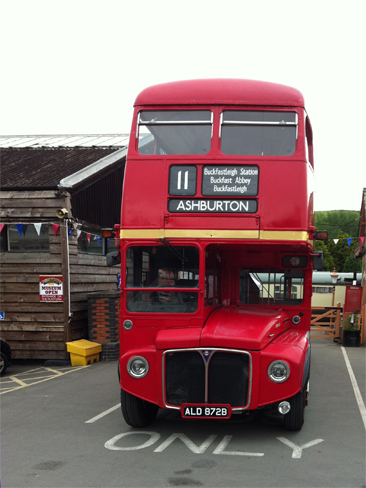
[{"left": 108, "top": 79, "right": 325, "bottom": 431}]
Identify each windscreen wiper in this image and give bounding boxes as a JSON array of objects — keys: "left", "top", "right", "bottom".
[{"left": 160, "top": 238, "right": 189, "bottom": 263}]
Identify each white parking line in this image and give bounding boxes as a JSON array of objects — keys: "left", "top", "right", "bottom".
[
  {"left": 85, "top": 403, "right": 121, "bottom": 423},
  {"left": 341, "top": 346, "right": 366, "bottom": 430}
]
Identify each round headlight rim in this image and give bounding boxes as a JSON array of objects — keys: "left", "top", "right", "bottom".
[
  {"left": 127, "top": 356, "right": 149, "bottom": 379},
  {"left": 123, "top": 319, "right": 134, "bottom": 330},
  {"left": 267, "top": 360, "right": 290, "bottom": 383}
]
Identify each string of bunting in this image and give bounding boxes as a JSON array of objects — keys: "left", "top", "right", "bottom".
[
  {"left": 0, "top": 222, "right": 364, "bottom": 248},
  {"left": 0, "top": 222, "right": 118, "bottom": 247},
  {"left": 332, "top": 236, "right": 365, "bottom": 246}
]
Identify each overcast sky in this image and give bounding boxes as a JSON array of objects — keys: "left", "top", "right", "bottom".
[{"left": 1, "top": 0, "right": 365, "bottom": 213}]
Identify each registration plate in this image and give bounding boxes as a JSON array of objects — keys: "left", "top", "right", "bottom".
[{"left": 181, "top": 404, "right": 231, "bottom": 419}]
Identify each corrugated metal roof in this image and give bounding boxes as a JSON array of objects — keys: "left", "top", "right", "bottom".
[
  {"left": 0, "top": 134, "right": 129, "bottom": 189},
  {"left": 0, "top": 134, "right": 129, "bottom": 148}
]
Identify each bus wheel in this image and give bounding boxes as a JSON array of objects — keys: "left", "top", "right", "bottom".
[
  {"left": 284, "top": 390, "right": 305, "bottom": 431},
  {"left": 121, "top": 389, "right": 159, "bottom": 427}
]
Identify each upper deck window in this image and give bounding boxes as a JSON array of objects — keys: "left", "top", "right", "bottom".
[
  {"left": 137, "top": 110, "right": 212, "bottom": 155},
  {"left": 220, "top": 111, "right": 297, "bottom": 156}
]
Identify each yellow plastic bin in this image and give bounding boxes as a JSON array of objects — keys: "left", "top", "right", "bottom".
[{"left": 66, "top": 339, "right": 102, "bottom": 366}]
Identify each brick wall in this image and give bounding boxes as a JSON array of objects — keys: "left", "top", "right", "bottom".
[{"left": 87, "top": 291, "right": 120, "bottom": 361}]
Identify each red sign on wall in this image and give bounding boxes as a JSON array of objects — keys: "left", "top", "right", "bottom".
[
  {"left": 344, "top": 286, "right": 362, "bottom": 313},
  {"left": 39, "top": 276, "right": 63, "bottom": 302}
]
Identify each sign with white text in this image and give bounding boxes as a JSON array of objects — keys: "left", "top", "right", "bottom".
[
  {"left": 39, "top": 276, "right": 63, "bottom": 302},
  {"left": 168, "top": 199, "right": 257, "bottom": 213},
  {"left": 202, "top": 165, "right": 259, "bottom": 196}
]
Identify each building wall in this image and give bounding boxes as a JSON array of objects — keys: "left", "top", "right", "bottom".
[
  {"left": 0, "top": 190, "right": 120, "bottom": 359},
  {"left": 311, "top": 286, "right": 346, "bottom": 308}
]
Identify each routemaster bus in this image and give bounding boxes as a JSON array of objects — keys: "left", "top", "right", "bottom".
[{"left": 106, "top": 79, "right": 326, "bottom": 431}]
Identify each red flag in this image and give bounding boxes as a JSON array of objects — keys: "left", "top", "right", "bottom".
[
  {"left": 87, "top": 233, "right": 91, "bottom": 244},
  {"left": 52, "top": 224, "right": 60, "bottom": 236},
  {"left": 360, "top": 236, "right": 365, "bottom": 245},
  {"left": 0, "top": 224, "right": 4, "bottom": 233}
]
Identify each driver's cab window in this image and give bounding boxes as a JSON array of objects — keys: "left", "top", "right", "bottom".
[{"left": 240, "top": 269, "right": 304, "bottom": 305}]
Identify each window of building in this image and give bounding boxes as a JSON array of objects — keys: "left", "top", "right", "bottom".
[
  {"left": 77, "top": 231, "right": 105, "bottom": 255},
  {"left": 0, "top": 225, "right": 7, "bottom": 251},
  {"left": 7, "top": 224, "right": 50, "bottom": 252},
  {"left": 312, "top": 286, "right": 333, "bottom": 294}
]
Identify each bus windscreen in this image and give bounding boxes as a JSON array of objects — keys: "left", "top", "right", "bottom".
[
  {"left": 137, "top": 110, "right": 212, "bottom": 155},
  {"left": 221, "top": 111, "right": 297, "bottom": 156}
]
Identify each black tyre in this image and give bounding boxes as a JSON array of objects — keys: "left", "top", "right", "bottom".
[
  {"left": 284, "top": 389, "right": 305, "bottom": 431},
  {"left": 121, "top": 389, "right": 159, "bottom": 427},
  {"left": 0, "top": 352, "right": 9, "bottom": 375}
]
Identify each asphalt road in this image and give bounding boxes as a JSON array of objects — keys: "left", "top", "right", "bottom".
[{"left": 1, "top": 338, "right": 365, "bottom": 488}]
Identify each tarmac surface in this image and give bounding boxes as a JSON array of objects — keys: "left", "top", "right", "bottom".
[{"left": 1, "top": 337, "right": 365, "bottom": 488}]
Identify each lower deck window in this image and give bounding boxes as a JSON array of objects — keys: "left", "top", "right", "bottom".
[
  {"left": 240, "top": 269, "right": 304, "bottom": 305},
  {"left": 127, "top": 290, "right": 198, "bottom": 313},
  {"left": 125, "top": 245, "right": 199, "bottom": 313}
]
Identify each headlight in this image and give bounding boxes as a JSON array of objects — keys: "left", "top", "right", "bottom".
[
  {"left": 127, "top": 356, "right": 149, "bottom": 378},
  {"left": 267, "top": 360, "right": 290, "bottom": 383},
  {"left": 123, "top": 319, "right": 133, "bottom": 330}
]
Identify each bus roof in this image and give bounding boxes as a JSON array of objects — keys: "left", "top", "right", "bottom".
[{"left": 134, "top": 79, "right": 305, "bottom": 108}]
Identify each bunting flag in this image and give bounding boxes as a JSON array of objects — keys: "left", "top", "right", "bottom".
[
  {"left": 0, "top": 224, "right": 4, "bottom": 233},
  {"left": 34, "top": 223, "right": 42, "bottom": 236},
  {"left": 107, "top": 238, "right": 110, "bottom": 247},
  {"left": 68, "top": 228, "right": 72, "bottom": 237},
  {"left": 96, "top": 236, "right": 101, "bottom": 246},
  {"left": 347, "top": 238, "right": 352, "bottom": 246},
  {"left": 16, "top": 224, "right": 23, "bottom": 236},
  {"left": 333, "top": 239, "right": 339, "bottom": 244},
  {"left": 77, "top": 230, "right": 82, "bottom": 239},
  {"left": 87, "top": 233, "right": 91, "bottom": 244},
  {"left": 360, "top": 236, "right": 365, "bottom": 245},
  {"left": 52, "top": 224, "right": 60, "bottom": 236}
]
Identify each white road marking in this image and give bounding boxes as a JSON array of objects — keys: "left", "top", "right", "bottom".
[
  {"left": 213, "top": 435, "right": 264, "bottom": 456},
  {"left": 153, "top": 433, "right": 217, "bottom": 454},
  {"left": 85, "top": 403, "right": 121, "bottom": 423},
  {"left": 341, "top": 346, "right": 366, "bottom": 430},
  {"left": 105, "top": 431, "right": 161, "bottom": 450},
  {"left": 277, "top": 437, "right": 324, "bottom": 459}
]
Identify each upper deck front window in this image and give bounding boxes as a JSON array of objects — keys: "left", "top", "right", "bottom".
[
  {"left": 220, "top": 111, "right": 298, "bottom": 156},
  {"left": 137, "top": 110, "right": 213, "bottom": 155}
]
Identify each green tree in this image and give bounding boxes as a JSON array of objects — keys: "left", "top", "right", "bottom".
[
  {"left": 327, "top": 231, "right": 358, "bottom": 272},
  {"left": 343, "top": 255, "right": 362, "bottom": 272},
  {"left": 314, "top": 240, "right": 334, "bottom": 271},
  {"left": 315, "top": 211, "right": 360, "bottom": 240}
]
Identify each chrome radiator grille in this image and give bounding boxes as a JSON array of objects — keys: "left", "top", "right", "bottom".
[{"left": 163, "top": 349, "right": 251, "bottom": 409}]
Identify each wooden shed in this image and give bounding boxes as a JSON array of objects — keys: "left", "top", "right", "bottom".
[{"left": 0, "top": 135, "right": 127, "bottom": 360}]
